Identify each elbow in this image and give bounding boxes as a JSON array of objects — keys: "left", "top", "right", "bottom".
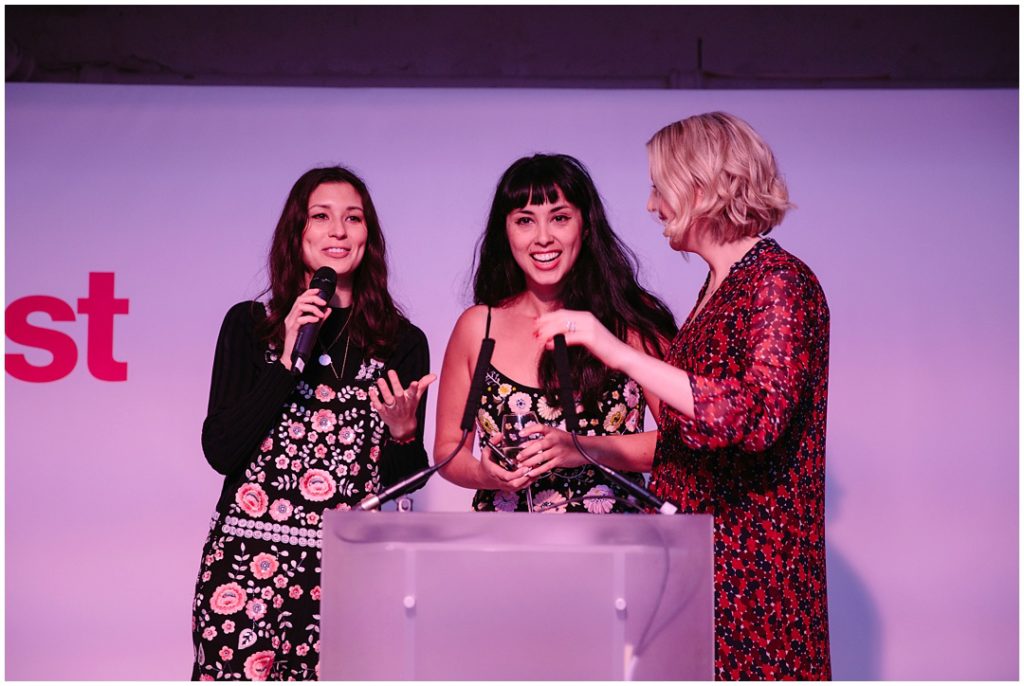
[{"left": 201, "top": 426, "right": 239, "bottom": 477}]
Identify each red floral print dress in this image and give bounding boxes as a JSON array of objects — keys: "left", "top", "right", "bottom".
[{"left": 649, "top": 239, "right": 832, "bottom": 680}]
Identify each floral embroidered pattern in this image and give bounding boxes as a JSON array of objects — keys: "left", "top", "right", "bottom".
[
  {"left": 193, "top": 373, "right": 386, "bottom": 680},
  {"left": 472, "top": 366, "right": 647, "bottom": 514}
]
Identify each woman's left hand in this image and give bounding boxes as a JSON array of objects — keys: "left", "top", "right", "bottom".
[
  {"left": 533, "top": 309, "right": 630, "bottom": 370},
  {"left": 514, "top": 421, "right": 587, "bottom": 481},
  {"left": 369, "top": 370, "right": 438, "bottom": 442}
]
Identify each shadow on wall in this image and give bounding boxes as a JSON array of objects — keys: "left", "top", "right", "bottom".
[{"left": 825, "top": 468, "right": 882, "bottom": 679}]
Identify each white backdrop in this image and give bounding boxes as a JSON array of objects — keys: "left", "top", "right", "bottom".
[{"left": 5, "top": 84, "right": 1018, "bottom": 679}]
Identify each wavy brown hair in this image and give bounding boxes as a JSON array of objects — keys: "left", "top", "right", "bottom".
[
  {"left": 473, "top": 154, "right": 677, "bottom": 411},
  {"left": 257, "top": 166, "right": 405, "bottom": 360}
]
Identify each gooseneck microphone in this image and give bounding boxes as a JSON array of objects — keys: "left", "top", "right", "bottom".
[
  {"left": 291, "top": 267, "right": 337, "bottom": 374},
  {"left": 358, "top": 333, "right": 496, "bottom": 511},
  {"left": 552, "top": 334, "right": 678, "bottom": 515}
]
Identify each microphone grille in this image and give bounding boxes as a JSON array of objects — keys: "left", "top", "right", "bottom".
[{"left": 310, "top": 267, "right": 338, "bottom": 294}]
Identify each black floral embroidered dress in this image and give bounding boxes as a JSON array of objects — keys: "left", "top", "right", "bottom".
[
  {"left": 472, "top": 310, "right": 648, "bottom": 514},
  {"left": 192, "top": 302, "right": 429, "bottom": 680},
  {"left": 650, "top": 239, "right": 831, "bottom": 680}
]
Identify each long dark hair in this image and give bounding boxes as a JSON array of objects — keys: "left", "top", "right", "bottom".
[
  {"left": 473, "top": 154, "right": 677, "bottom": 411},
  {"left": 258, "top": 166, "right": 405, "bottom": 360}
]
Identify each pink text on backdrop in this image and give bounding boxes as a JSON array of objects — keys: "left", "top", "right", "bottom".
[{"left": 5, "top": 272, "right": 129, "bottom": 382}]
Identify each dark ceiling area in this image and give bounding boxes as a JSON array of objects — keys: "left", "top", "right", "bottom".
[{"left": 5, "top": 5, "right": 1018, "bottom": 89}]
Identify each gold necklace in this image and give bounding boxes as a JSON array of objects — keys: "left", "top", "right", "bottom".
[
  {"left": 320, "top": 335, "right": 351, "bottom": 382},
  {"left": 317, "top": 310, "right": 353, "bottom": 370}
]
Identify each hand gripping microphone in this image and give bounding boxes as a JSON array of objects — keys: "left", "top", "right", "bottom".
[
  {"left": 552, "top": 334, "right": 678, "bottom": 515},
  {"left": 291, "top": 267, "right": 337, "bottom": 375},
  {"left": 358, "top": 334, "right": 496, "bottom": 511}
]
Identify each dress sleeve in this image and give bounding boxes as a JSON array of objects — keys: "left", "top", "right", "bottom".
[
  {"left": 674, "top": 269, "right": 816, "bottom": 453},
  {"left": 201, "top": 302, "right": 297, "bottom": 476},
  {"left": 377, "top": 323, "right": 431, "bottom": 488}
]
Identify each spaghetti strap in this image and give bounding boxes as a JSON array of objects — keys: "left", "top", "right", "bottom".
[{"left": 485, "top": 306, "right": 492, "bottom": 338}]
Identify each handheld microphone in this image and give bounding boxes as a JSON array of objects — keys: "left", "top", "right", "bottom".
[
  {"left": 552, "top": 334, "right": 678, "bottom": 515},
  {"left": 291, "top": 267, "right": 337, "bottom": 374},
  {"left": 359, "top": 333, "right": 495, "bottom": 511}
]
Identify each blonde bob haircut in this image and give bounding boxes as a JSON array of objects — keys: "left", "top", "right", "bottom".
[{"left": 647, "top": 111, "right": 792, "bottom": 247}]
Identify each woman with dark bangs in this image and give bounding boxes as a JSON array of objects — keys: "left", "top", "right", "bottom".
[
  {"left": 192, "top": 167, "right": 434, "bottom": 680},
  {"left": 435, "top": 154, "right": 677, "bottom": 513}
]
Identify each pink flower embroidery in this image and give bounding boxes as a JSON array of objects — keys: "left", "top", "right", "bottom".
[
  {"left": 274, "top": 575, "right": 288, "bottom": 588},
  {"left": 310, "top": 586, "right": 321, "bottom": 600},
  {"left": 289, "top": 585, "right": 304, "bottom": 599},
  {"left": 369, "top": 446, "right": 380, "bottom": 462},
  {"left": 275, "top": 456, "right": 289, "bottom": 469},
  {"left": 244, "top": 650, "right": 275, "bottom": 680},
  {"left": 311, "top": 409, "right": 337, "bottom": 432},
  {"left": 246, "top": 598, "right": 268, "bottom": 621},
  {"left": 299, "top": 469, "right": 336, "bottom": 502},
  {"left": 306, "top": 431, "right": 319, "bottom": 443},
  {"left": 210, "top": 582, "right": 246, "bottom": 615},
  {"left": 335, "top": 503, "right": 352, "bottom": 511},
  {"left": 273, "top": 594, "right": 284, "bottom": 608},
  {"left": 325, "top": 433, "right": 337, "bottom": 445},
  {"left": 269, "top": 498, "right": 293, "bottom": 522},
  {"left": 291, "top": 459, "right": 303, "bottom": 472},
  {"left": 314, "top": 384, "right": 336, "bottom": 402},
  {"left": 202, "top": 571, "right": 211, "bottom": 582},
  {"left": 288, "top": 422, "right": 306, "bottom": 440},
  {"left": 350, "top": 462, "right": 360, "bottom": 476},
  {"left": 314, "top": 445, "right": 328, "bottom": 459},
  {"left": 200, "top": 675, "right": 214, "bottom": 681},
  {"left": 583, "top": 485, "right": 615, "bottom": 514},
  {"left": 337, "top": 426, "right": 356, "bottom": 445},
  {"left": 282, "top": 641, "right": 292, "bottom": 654},
  {"left": 336, "top": 464, "right": 349, "bottom": 478},
  {"left": 219, "top": 646, "right": 234, "bottom": 661},
  {"left": 202, "top": 626, "right": 217, "bottom": 640},
  {"left": 260, "top": 437, "right": 273, "bottom": 453},
  {"left": 306, "top": 512, "right": 320, "bottom": 526},
  {"left": 221, "top": 620, "right": 235, "bottom": 633},
  {"left": 250, "top": 553, "right": 279, "bottom": 579},
  {"left": 285, "top": 444, "right": 298, "bottom": 456},
  {"left": 235, "top": 483, "right": 268, "bottom": 518},
  {"left": 296, "top": 644, "right": 309, "bottom": 656},
  {"left": 261, "top": 587, "right": 274, "bottom": 600}
]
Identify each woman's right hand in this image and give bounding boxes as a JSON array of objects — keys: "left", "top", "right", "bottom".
[
  {"left": 478, "top": 434, "right": 533, "bottom": 492},
  {"left": 280, "top": 288, "right": 330, "bottom": 371}
]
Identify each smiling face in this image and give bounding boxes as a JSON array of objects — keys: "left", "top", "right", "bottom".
[
  {"left": 505, "top": 188, "right": 584, "bottom": 294},
  {"left": 301, "top": 182, "right": 368, "bottom": 290}
]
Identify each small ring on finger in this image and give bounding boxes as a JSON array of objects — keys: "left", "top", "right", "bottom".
[{"left": 383, "top": 401, "right": 397, "bottom": 409}]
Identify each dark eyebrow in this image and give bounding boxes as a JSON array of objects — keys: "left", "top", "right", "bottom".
[{"left": 307, "top": 204, "right": 364, "bottom": 212}]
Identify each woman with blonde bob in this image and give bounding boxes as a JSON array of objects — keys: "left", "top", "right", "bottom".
[{"left": 533, "top": 113, "right": 831, "bottom": 680}]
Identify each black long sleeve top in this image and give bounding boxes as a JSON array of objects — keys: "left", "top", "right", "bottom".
[{"left": 201, "top": 301, "right": 430, "bottom": 506}]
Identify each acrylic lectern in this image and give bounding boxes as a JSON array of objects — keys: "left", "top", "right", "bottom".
[{"left": 320, "top": 511, "right": 713, "bottom": 680}]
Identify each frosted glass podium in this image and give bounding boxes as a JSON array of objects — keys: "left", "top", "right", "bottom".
[{"left": 320, "top": 511, "right": 713, "bottom": 680}]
